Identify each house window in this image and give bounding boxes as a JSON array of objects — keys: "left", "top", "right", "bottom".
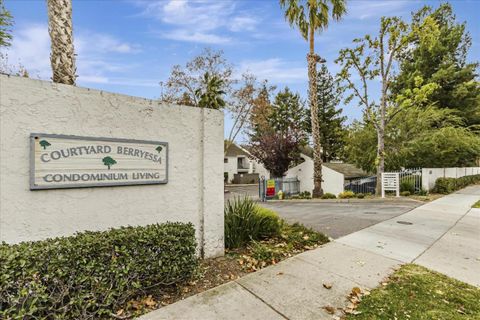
[{"left": 224, "top": 158, "right": 228, "bottom": 163}]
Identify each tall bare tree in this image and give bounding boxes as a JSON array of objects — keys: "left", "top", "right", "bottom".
[
  {"left": 280, "top": 0, "right": 346, "bottom": 197},
  {"left": 47, "top": 0, "right": 76, "bottom": 85}
]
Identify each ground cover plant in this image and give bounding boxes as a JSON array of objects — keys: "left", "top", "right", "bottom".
[
  {"left": 0, "top": 223, "right": 197, "bottom": 319},
  {"left": 346, "top": 264, "right": 480, "bottom": 320},
  {"left": 473, "top": 200, "right": 480, "bottom": 208}
]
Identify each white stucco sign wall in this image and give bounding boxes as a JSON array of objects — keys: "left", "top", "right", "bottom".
[{"left": 0, "top": 75, "right": 224, "bottom": 258}]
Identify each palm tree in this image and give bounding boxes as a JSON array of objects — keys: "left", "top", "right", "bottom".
[
  {"left": 280, "top": 0, "right": 346, "bottom": 197},
  {"left": 47, "top": 0, "right": 76, "bottom": 85},
  {"left": 196, "top": 72, "right": 226, "bottom": 110}
]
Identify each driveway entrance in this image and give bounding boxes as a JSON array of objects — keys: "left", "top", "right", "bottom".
[{"left": 259, "top": 199, "right": 421, "bottom": 238}]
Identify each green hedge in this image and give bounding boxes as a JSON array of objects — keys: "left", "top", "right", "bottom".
[
  {"left": 0, "top": 222, "right": 197, "bottom": 319},
  {"left": 432, "top": 174, "right": 480, "bottom": 194}
]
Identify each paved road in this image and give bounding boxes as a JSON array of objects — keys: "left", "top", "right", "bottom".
[
  {"left": 224, "top": 184, "right": 259, "bottom": 202},
  {"left": 259, "top": 200, "right": 421, "bottom": 239}
]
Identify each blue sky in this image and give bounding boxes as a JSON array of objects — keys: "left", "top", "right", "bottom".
[{"left": 3, "top": 0, "right": 479, "bottom": 142}]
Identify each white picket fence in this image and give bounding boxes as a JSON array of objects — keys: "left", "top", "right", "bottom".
[{"left": 422, "top": 167, "right": 480, "bottom": 191}]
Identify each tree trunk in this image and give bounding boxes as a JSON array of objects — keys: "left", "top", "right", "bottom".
[
  {"left": 47, "top": 0, "right": 76, "bottom": 85},
  {"left": 308, "top": 28, "right": 323, "bottom": 198},
  {"left": 375, "top": 81, "right": 387, "bottom": 196},
  {"left": 375, "top": 127, "right": 385, "bottom": 195}
]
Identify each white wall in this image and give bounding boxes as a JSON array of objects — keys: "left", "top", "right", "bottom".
[
  {"left": 0, "top": 75, "right": 224, "bottom": 258},
  {"left": 252, "top": 159, "right": 270, "bottom": 179},
  {"left": 285, "top": 154, "right": 344, "bottom": 196},
  {"left": 421, "top": 167, "right": 480, "bottom": 191},
  {"left": 224, "top": 156, "right": 270, "bottom": 184},
  {"left": 223, "top": 156, "right": 237, "bottom": 183}
]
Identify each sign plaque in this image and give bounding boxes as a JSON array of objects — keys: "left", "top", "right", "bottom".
[
  {"left": 381, "top": 172, "right": 400, "bottom": 198},
  {"left": 30, "top": 133, "right": 168, "bottom": 190}
]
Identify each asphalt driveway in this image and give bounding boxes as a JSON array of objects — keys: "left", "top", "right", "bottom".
[{"left": 259, "top": 199, "right": 421, "bottom": 239}]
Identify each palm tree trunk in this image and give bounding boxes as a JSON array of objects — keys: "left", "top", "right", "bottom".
[
  {"left": 308, "top": 27, "right": 323, "bottom": 198},
  {"left": 47, "top": 0, "right": 76, "bottom": 85}
]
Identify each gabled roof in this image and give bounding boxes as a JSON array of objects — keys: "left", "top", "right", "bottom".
[
  {"left": 225, "top": 142, "right": 250, "bottom": 157},
  {"left": 323, "top": 162, "right": 370, "bottom": 179}
]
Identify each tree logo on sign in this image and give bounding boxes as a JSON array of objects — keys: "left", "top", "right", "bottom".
[
  {"left": 39, "top": 140, "right": 51, "bottom": 149},
  {"left": 102, "top": 156, "right": 117, "bottom": 170}
]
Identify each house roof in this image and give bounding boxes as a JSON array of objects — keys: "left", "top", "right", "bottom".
[
  {"left": 323, "top": 162, "right": 370, "bottom": 179},
  {"left": 225, "top": 142, "right": 250, "bottom": 157}
]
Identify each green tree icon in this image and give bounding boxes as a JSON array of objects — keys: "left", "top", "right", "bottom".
[
  {"left": 39, "top": 140, "right": 51, "bottom": 149},
  {"left": 102, "top": 156, "right": 117, "bottom": 169},
  {"left": 155, "top": 146, "right": 163, "bottom": 153}
]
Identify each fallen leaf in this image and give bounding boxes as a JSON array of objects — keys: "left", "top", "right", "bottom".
[
  {"left": 277, "top": 272, "right": 284, "bottom": 276},
  {"left": 144, "top": 295, "right": 157, "bottom": 308},
  {"left": 351, "top": 287, "right": 362, "bottom": 296},
  {"left": 116, "top": 309, "right": 124, "bottom": 316},
  {"left": 323, "top": 283, "right": 333, "bottom": 289},
  {"left": 323, "top": 305, "right": 335, "bottom": 314}
]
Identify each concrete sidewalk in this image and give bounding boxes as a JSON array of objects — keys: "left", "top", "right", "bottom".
[{"left": 139, "top": 186, "right": 480, "bottom": 320}]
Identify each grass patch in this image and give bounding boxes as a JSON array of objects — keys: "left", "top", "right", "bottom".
[
  {"left": 347, "top": 264, "right": 480, "bottom": 320},
  {"left": 473, "top": 200, "right": 480, "bottom": 208}
]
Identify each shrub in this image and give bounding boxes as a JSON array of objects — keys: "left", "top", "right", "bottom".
[
  {"left": 321, "top": 193, "right": 337, "bottom": 199},
  {"left": 0, "top": 223, "right": 197, "bottom": 319},
  {"left": 224, "top": 197, "right": 282, "bottom": 249},
  {"left": 432, "top": 175, "right": 480, "bottom": 194},
  {"left": 356, "top": 193, "right": 365, "bottom": 199},
  {"left": 298, "top": 191, "right": 312, "bottom": 199},
  {"left": 401, "top": 191, "right": 411, "bottom": 197},
  {"left": 255, "top": 207, "right": 283, "bottom": 238},
  {"left": 400, "top": 180, "right": 415, "bottom": 194},
  {"left": 338, "top": 191, "right": 356, "bottom": 199},
  {"left": 416, "top": 188, "right": 428, "bottom": 196}
]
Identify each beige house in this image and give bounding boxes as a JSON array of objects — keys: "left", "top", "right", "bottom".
[{"left": 224, "top": 143, "right": 269, "bottom": 184}]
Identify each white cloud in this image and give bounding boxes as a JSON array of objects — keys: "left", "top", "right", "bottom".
[
  {"left": 1, "top": 24, "right": 51, "bottom": 78},
  {"left": 76, "top": 33, "right": 141, "bottom": 54},
  {"left": 349, "top": 1, "right": 410, "bottom": 20},
  {"left": 137, "top": 0, "right": 260, "bottom": 44},
  {"left": 2, "top": 24, "right": 142, "bottom": 85},
  {"left": 162, "top": 30, "right": 231, "bottom": 44},
  {"left": 230, "top": 16, "right": 259, "bottom": 32},
  {"left": 238, "top": 58, "right": 307, "bottom": 84}
]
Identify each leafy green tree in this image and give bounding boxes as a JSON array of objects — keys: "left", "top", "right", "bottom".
[
  {"left": 269, "top": 87, "right": 308, "bottom": 134},
  {"left": 195, "top": 72, "right": 226, "bottom": 109},
  {"left": 248, "top": 88, "right": 307, "bottom": 177},
  {"left": 393, "top": 3, "right": 480, "bottom": 127},
  {"left": 155, "top": 146, "right": 163, "bottom": 153},
  {"left": 306, "top": 64, "right": 346, "bottom": 162},
  {"left": 39, "top": 140, "right": 51, "bottom": 149},
  {"left": 0, "top": 0, "right": 13, "bottom": 47},
  {"left": 280, "top": 0, "right": 347, "bottom": 197},
  {"left": 336, "top": 16, "right": 412, "bottom": 194},
  {"left": 345, "top": 106, "right": 480, "bottom": 170},
  {"left": 102, "top": 156, "right": 116, "bottom": 170}
]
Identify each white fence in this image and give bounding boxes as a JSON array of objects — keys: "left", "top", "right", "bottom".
[{"left": 422, "top": 167, "right": 480, "bottom": 191}]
